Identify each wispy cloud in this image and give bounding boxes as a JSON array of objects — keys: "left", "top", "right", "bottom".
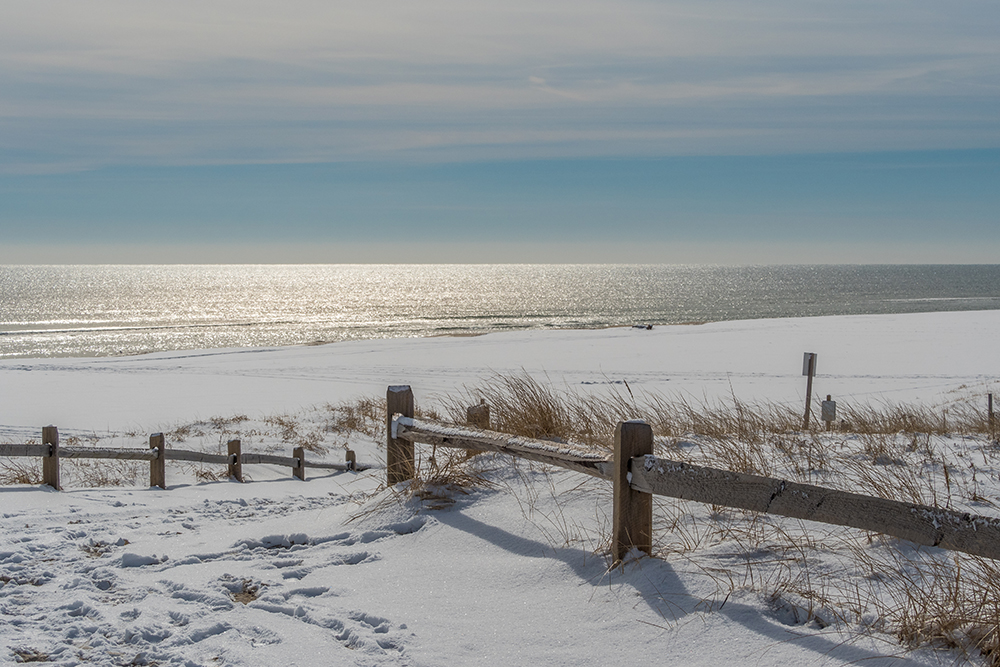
[{"left": 1, "top": 0, "right": 998, "bottom": 172}]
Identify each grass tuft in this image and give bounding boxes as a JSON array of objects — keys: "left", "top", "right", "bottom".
[
  {"left": 12, "top": 647, "right": 49, "bottom": 663},
  {"left": 230, "top": 579, "right": 264, "bottom": 605},
  {"left": 0, "top": 458, "right": 41, "bottom": 485}
]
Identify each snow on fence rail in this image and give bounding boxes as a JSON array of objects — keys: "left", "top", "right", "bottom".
[
  {"left": 0, "top": 427, "right": 366, "bottom": 490},
  {"left": 385, "top": 385, "right": 1000, "bottom": 564}
]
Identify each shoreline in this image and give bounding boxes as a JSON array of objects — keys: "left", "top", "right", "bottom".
[{"left": 3, "top": 306, "right": 996, "bottom": 362}]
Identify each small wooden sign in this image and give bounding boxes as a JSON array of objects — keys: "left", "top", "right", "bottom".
[{"left": 802, "top": 352, "right": 817, "bottom": 376}]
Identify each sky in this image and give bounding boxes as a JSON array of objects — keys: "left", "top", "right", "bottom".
[{"left": 1, "top": 0, "right": 998, "bottom": 264}]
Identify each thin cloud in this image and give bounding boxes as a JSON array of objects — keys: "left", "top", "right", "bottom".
[{"left": 1, "top": 0, "right": 998, "bottom": 170}]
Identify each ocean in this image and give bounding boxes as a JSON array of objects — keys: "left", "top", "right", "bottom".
[{"left": 1, "top": 264, "right": 999, "bottom": 359}]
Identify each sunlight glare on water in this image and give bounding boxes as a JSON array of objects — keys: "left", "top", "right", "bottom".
[{"left": 1, "top": 264, "right": 999, "bottom": 358}]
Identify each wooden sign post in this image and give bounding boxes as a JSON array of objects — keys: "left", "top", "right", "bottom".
[{"left": 802, "top": 353, "right": 817, "bottom": 430}]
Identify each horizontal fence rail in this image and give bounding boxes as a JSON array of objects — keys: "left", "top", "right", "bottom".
[
  {"left": 162, "top": 450, "right": 233, "bottom": 465},
  {"left": 386, "top": 384, "right": 1000, "bottom": 564},
  {"left": 392, "top": 416, "right": 614, "bottom": 479},
  {"left": 241, "top": 453, "right": 298, "bottom": 467},
  {"left": 305, "top": 460, "right": 359, "bottom": 471},
  {"left": 0, "top": 428, "right": 370, "bottom": 491},
  {"left": 62, "top": 447, "right": 158, "bottom": 461},
  {"left": 630, "top": 456, "right": 1000, "bottom": 561},
  {"left": 0, "top": 444, "right": 49, "bottom": 457}
]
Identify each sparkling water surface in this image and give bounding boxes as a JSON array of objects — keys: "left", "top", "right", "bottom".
[{"left": 1, "top": 265, "right": 999, "bottom": 359}]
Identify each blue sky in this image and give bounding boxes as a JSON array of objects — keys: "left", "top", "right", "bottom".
[{"left": 1, "top": 0, "right": 998, "bottom": 263}]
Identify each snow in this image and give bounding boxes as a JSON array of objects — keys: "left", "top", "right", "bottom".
[
  {"left": 391, "top": 416, "right": 413, "bottom": 440},
  {"left": 2, "top": 310, "right": 999, "bottom": 666},
  {"left": 2, "top": 309, "right": 998, "bottom": 434}
]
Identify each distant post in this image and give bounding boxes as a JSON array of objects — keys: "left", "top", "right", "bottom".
[
  {"left": 465, "top": 399, "right": 490, "bottom": 457},
  {"left": 150, "top": 433, "right": 166, "bottom": 489},
  {"left": 613, "top": 420, "right": 653, "bottom": 564},
  {"left": 42, "top": 425, "right": 60, "bottom": 490},
  {"left": 387, "top": 386, "right": 415, "bottom": 485},
  {"left": 467, "top": 399, "right": 490, "bottom": 430},
  {"left": 802, "top": 353, "right": 817, "bottom": 430},
  {"left": 990, "top": 393, "right": 995, "bottom": 434},
  {"left": 228, "top": 439, "right": 244, "bottom": 482}
]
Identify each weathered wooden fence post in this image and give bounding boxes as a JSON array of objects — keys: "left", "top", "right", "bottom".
[
  {"left": 149, "top": 433, "right": 166, "bottom": 489},
  {"left": 613, "top": 420, "right": 653, "bottom": 564},
  {"left": 467, "top": 399, "right": 490, "bottom": 429},
  {"left": 42, "top": 425, "right": 60, "bottom": 490},
  {"left": 387, "top": 385, "right": 415, "bottom": 485},
  {"left": 228, "top": 439, "right": 244, "bottom": 482},
  {"left": 292, "top": 446, "right": 306, "bottom": 481}
]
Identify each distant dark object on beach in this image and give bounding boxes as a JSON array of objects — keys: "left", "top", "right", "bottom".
[{"left": 632, "top": 324, "right": 653, "bottom": 330}]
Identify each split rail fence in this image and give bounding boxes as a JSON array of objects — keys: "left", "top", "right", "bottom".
[
  {"left": 4, "top": 384, "right": 999, "bottom": 566},
  {"left": 385, "top": 385, "right": 1000, "bottom": 564},
  {"left": 0, "top": 427, "right": 365, "bottom": 490}
]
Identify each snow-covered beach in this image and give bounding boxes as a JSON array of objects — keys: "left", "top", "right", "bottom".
[
  {"left": 2, "top": 310, "right": 999, "bottom": 666},
  {"left": 3, "top": 309, "right": 998, "bottom": 435}
]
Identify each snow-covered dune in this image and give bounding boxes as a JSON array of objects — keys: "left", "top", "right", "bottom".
[{"left": 2, "top": 311, "right": 998, "bottom": 666}]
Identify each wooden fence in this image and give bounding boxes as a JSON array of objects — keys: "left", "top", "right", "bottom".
[
  {"left": 6, "top": 385, "right": 998, "bottom": 566},
  {"left": 386, "top": 385, "right": 1000, "bottom": 564},
  {"left": 0, "top": 427, "right": 366, "bottom": 490}
]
